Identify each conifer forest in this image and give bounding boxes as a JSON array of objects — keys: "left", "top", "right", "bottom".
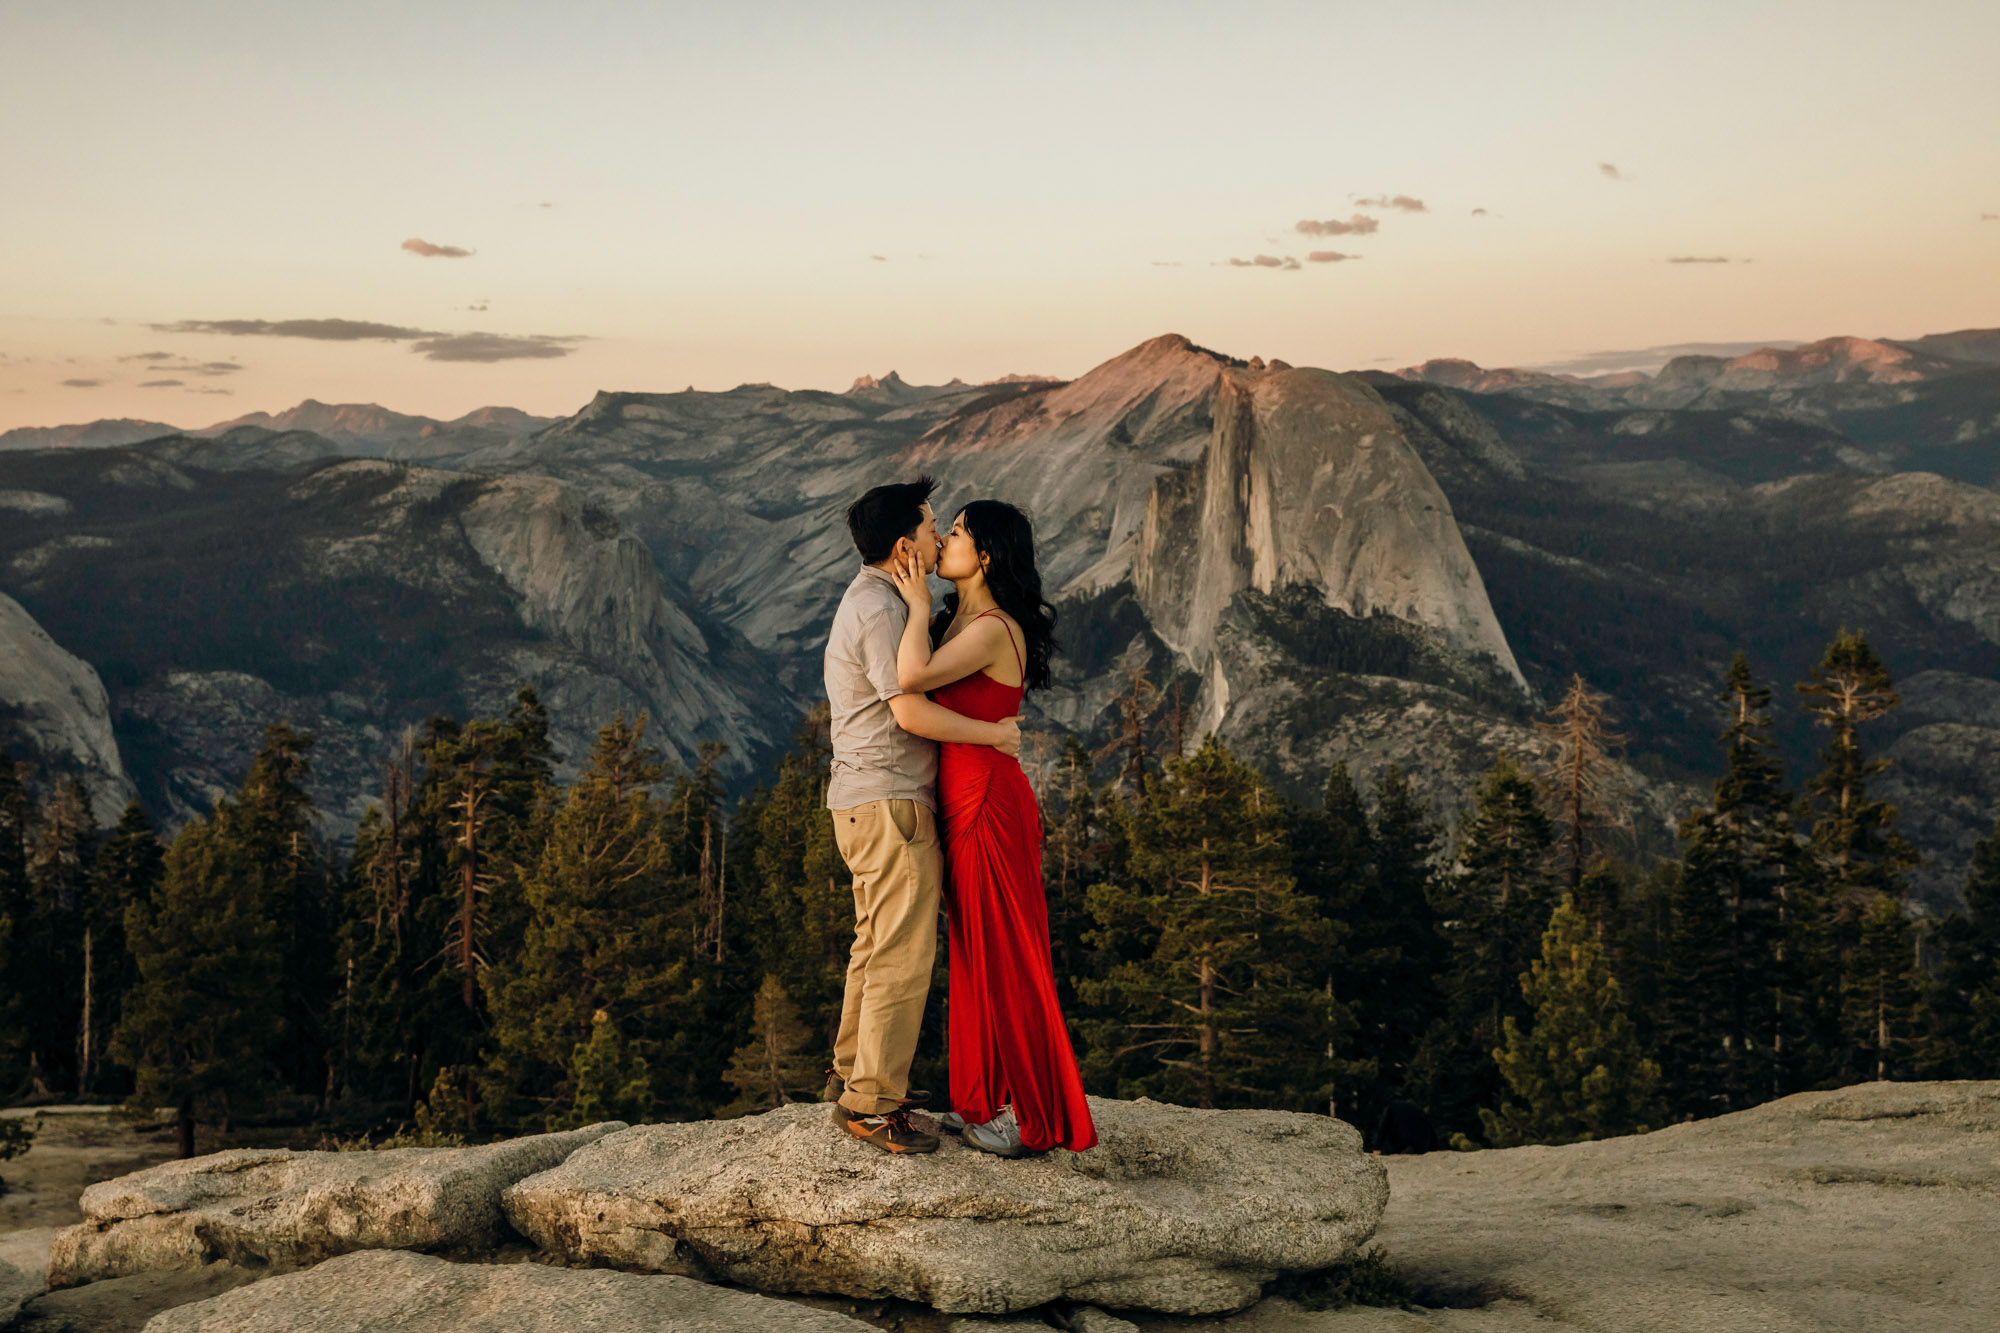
[{"left": 3, "top": 627, "right": 1996, "bottom": 1158}]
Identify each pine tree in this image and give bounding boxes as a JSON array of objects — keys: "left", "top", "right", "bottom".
[
  {"left": 1292, "top": 763, "right": 1445, "bottom": 1129},
  {"left": 1080, "top": 736, "right": 1343, "bottom": 1110},
  {"left": 336, "top": 731, "right": 421, "bottom": 1108},
  {"left": 226, "top": 723, "right": 333, "bottom": 1101},
  {"left": 1925, "top": 818, "right": 2000, "bottom": 1077},
  {"left": 483, "top": 715, "right": 691, "bottom": 1131},
  {"left": 80, "top": 803, "right": 164, "bottom": 1096},
  {"left": 1658, "top": 653, "right": 1801, "bottom": 1111},
  {"left": 664, "top": 741, "right": 750, "bottom": 1114},
  {"left": 737, "top": 706, "right": 851, "bottom": 1059},
  {"left": 1367, "top": 766, "right": 1449, "bottom": 1102},
  {"left": 0, "top": 750, "right": 33, "bottom": 1095},
  {"left": 343, "top": 690, "right": 557, "bottom": 1119},
  {"left": 1533, "top": 675, "right": 1631, "bottom": 898},
  {"left": 1795, "top": 629, "right": 1919, "bottom": 1083},
  {"left": 1481, "top": 896, "right": 1663, "bottom": 1146},
  {"left": 1410, "top": 758, "right": 1558, "bottom": 1140},
  {"left": 1840, "top": 893, "right": 1920, "bottom": 1081},
  {"left": 720, "top": 974, "right": 824, "bottom": 1116},
  {"left": 115, "top": 813, "right": 285, "bottom": 1156},
  {"left": 1656, "top": 858, "right": 1733, "bottom": 1117},
  {"left": 1797, "top": 630, "right": 1916, "bottom": 906},
  {"left": 21, "top": 777, "right": 95, "bottom": 1094},
  {"left": 1040, "top": 734, "right": 1116, "bottom": 1009},
  {"left": 560, "top": 1011, "right": 656, "bottom": 1130}
]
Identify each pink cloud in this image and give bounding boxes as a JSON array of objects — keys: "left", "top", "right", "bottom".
[
  {"left": 402, "top": 237, "right": 474, "bottom": 258},
  {"left": 1295, "top": 214, "right": 1379, "bottom": 237}
]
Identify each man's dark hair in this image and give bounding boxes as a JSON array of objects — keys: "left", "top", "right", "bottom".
[{"left": 846, "top": 477, "right": 937, "bottom": 564}]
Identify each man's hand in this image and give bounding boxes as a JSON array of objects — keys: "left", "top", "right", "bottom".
[
  {"left": 888, "top": 546, "right": 932, "bottom": 614},
  {"left": 992, "top": 715, "right": 1022, "bottom": 758}
]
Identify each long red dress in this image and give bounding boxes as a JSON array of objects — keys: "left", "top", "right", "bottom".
[{"left": 933, "top": 610, "right": 1097, "bottom": 1153}]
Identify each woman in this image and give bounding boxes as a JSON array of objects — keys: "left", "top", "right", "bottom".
[{"left": 889, "top": 500, "right": 1096, "bottom": 1157}]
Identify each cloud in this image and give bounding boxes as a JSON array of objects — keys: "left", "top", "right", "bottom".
[
  {"left": 1150, "top": 260, "right": 1183, "bottom": 267},
  {"left": 1306, "top": 251, "right": 1359, "bottom": 263},
  {"left": 402, "top": 237, "right": 474, "bottom": 259},
  {"left": 1666, "top": 256, "right": 1733, "bottom": 263},
  {"left": 149, "top": 317, "right": 435, "bottom": 340},
  {"left": 137, "top": 358, "right": 242, "bottom": 376},
  {"left": 61, "top": 378, "right": 104, "bottom": 387},
  {"left": 539, "top": 201, "right": 555, "bottom": 208},
  {"left": 1471, "top": 207, "right": 1489, "bottom": 216},
  {"left": 138, "top": 379, "right": 185, "bottom": 388},
  {"left": 118, "top": 350, "right": 175, "bottom": 362},
  {"left": 148, "top": 316, "right": 585, "bottom": 362},
  {"left": 188, "top": 387, "right": 234, "bottom": 395},
  {"left": 408, "top": 332, "right": 585, "bottom": 362},
  {"left": 1524, "top": 339, "right": 1802, "bottom": 376},
  {"left": 1984, "top": 213, "right": 1998, "bottom": 221},
  {"left": 1226, "top": 255, "right": 1301, "bottom": 270},
  {"left": 1354, "top": 194, "right": 1426, "bottom": 212},
  {"left": 1295, "top": 214, "right": 1379, "bottom": 237},
  {"left": 869, "top": 254, "right": 888, "bottom": 262},
  {"left": 1599, "top": 162, "right": 1626, "bottom": 180},
  {"left": 463, "top": 301, "right": 489, "bottom": 311}
]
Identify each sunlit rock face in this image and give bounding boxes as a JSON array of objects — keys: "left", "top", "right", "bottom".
[
  {"left": 0, "top": 590, "right": 136, "bottom": 823},
  {"left": 1132, "top": 366, "right": 1524, "bottom": 692}
]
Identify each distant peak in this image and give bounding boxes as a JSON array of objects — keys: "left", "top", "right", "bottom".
[
  {"left": 1121, "top": 333, "right": 1242, "bottom": 367},
  {"left": 847, "top": 371, "right": 907, "bottom": 394}
]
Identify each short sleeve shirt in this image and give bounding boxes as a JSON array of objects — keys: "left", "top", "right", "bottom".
[{"left": 823, "top": 566, "right": 938, "bottom": 811}]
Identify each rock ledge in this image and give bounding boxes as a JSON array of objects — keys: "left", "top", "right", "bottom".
[
  {"left": 48, "top": 1122, "right": 624, "bottom": 1288},
  {"left": 502, "top": 1097, "right": 1387, "bottom": 1315}
]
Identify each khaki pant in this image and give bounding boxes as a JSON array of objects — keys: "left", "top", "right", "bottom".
[{"left": 830, "top": 798, "right": 942, "bottom": 1115}]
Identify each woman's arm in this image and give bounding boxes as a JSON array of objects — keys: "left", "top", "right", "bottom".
[
  {"left": 889, "top": 552, "right": 1004, "bottom": 691},
  {"left": 887, "top": 694, "right": 1022, "bottom": 756}
]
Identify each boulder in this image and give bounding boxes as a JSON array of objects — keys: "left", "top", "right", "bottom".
[
  {"left": 48, "top": 1123, "right": 624, "bottom": 1289},
  {"left": 502, "top": 1097, "right": 1387, "bottom": 1315},
  {"left": 140, "top": 1248, "right": 876, "bottom": 1332},
  {"left": 0, "top": 1226, "right": 57, "bottom": 1324}
]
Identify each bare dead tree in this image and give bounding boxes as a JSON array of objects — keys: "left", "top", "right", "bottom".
[
  {"left": 1093, "top": 661, "right": 1162, "bottom": 796},
  {"left": 1532, "top": 673, "right": 1633, "bottom": 897}
]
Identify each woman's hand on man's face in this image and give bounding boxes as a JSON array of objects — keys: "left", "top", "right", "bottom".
[{"left": 889, "top": 545, "right": 932, "bottom": 610}]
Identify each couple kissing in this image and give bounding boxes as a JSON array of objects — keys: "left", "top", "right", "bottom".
[{"left": 822, "top": 476, "right": 1097, "bottom": 1159}]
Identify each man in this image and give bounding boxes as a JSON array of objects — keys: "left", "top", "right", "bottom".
[{"left": 823, "top": 477, "right": 1021, "bottom": 1154}]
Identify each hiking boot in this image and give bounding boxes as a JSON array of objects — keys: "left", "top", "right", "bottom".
[
  {"left": 961, "top": 1106, "right": 1028, "bottom": 1159},
  {"left": 823, "top": 1069, "right": 931, "bottom": 1109},
  {"left": 833, "top": 1103, "right": 940, "bottom": 1155}
]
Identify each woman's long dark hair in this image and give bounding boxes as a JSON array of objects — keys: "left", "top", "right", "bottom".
[{"left": 930, "top": 499, "right": 1058, "bottom": 691}]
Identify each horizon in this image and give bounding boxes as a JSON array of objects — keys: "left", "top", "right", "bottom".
[
  {"left": 5, "top": 0, "right": 1998, "bottom": 433},
  {"left": 7, "top": 322, "right": 1979, "bottom": 437}
]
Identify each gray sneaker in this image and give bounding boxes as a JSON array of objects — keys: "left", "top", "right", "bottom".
[
  {"left": 936, "top": 1110, "right": 968, "bottom": 1134},
  {"left": 961, "top": 1106, "right": 1027, "bottom": 1159}
]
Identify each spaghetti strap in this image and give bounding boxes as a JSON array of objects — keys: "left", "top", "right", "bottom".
[{"left": 972, "top": 608, "right": 1023, "bottom": 675}]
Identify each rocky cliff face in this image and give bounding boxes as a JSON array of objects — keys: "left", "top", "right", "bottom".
[
  {"left": 1132, "top": 366, "right": 1524, "bottom": 694},
  {"left": 0, "top": 592, "right": 137, "bottom": 823},
  {"left": 0, "top": 445, "right": 780, "bottom": 839}
]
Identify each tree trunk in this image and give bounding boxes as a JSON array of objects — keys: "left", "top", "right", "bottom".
[
  {"left": 78, "top": 926, "right": 94, "bottom": 1094},
  {"left": 176, "top": 1097, "right": 195, "bottom": 1160}
]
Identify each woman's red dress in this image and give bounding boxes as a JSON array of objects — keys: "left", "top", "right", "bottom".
[{"left": 932, "top": 611, "right": 1097, "bottom": 1153}]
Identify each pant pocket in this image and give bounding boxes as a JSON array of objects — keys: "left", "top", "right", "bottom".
[{"left": 888, "top": 798, "right": 917, "bottom": 843}]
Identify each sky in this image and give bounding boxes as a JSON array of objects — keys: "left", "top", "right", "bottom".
[{"left": 3, "top": 0, "right": 1997, "bottom": 432}]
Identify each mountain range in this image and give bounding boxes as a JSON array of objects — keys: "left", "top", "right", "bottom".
[{"left": 2, "top": 325, "right": 1996, "bottom": 909}]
